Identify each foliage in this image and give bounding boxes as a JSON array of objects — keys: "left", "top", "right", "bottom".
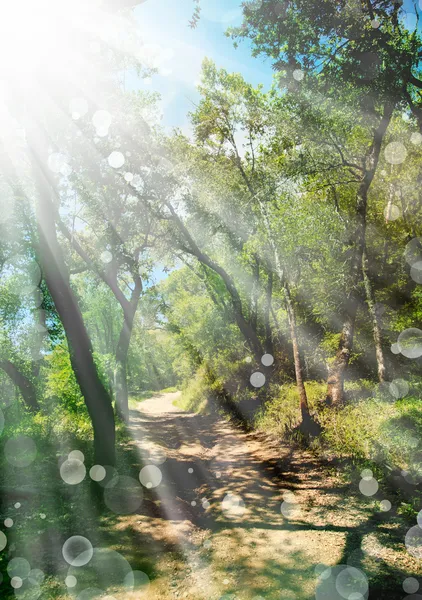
[
  {"left": 255, "top": 380, "right": 327, "bottom": 435},
  {"left": 255, "top": 377, "right": 422, "bottom": 476}
]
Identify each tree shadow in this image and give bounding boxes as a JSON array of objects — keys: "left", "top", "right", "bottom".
[
  {"left": 1, "top": 396, "right": 419, "bottom": 600},
  {"left": 96, "top": 400, "right": 419, "bottom": 599}
]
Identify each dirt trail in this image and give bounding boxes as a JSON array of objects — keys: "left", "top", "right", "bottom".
[{"left": 112, "top": 392, "right": 419, "bottom": 600}]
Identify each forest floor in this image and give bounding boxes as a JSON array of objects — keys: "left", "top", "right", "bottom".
[{"left": 108, "top": 391, "right": 421, "bottom": 600}]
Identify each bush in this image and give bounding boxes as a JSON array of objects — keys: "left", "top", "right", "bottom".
[
  {"left": 318, "top": 397, "right": 393, "bottom": 460},
  {"left": 176, "top": 361, "right": 256, "bottom": 419},
  {"left": 256, "top": 378, "right": 422, "bottom": 472},
  {"left": 176, "top": 366, "right": 213, "bottom": 413},
  {"left": 255, "top": 380, "right": 326, "bottom": 436}
]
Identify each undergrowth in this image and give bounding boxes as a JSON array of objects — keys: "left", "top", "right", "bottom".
[{"left": 178, "top": 367, "right": 422, "bottom": 517}]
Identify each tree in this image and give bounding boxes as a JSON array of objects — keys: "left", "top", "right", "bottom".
[
  {"left": 229, "top": 0, "right": 422, "bottom": 402},
  {"left": 28, "top": 119, "right": 117, "bottom": 465},
  {"left": 51, "top": 90, "right": 173, "bottom": 419},
  {"left": 0, "top": 186, "right": 45, "bottom": 412},
  {"left": 184, "top": 59, "right": 313, "bottom": 425}
]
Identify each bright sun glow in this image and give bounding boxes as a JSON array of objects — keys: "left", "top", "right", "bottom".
[
  {"left": 0, "top": 0, "right": 87, "bottom": 134},
  {"left": 0, "top": 0, "right": 141, "bottom": 133},
  {"left": 0, "top": 0, "right": 83, "bottom": 78},
  {"left": 0, "top": 0, "right": 141, "bottom": 80}
]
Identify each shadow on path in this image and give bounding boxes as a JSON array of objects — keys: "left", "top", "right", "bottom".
[{"left": 91, "top": 391, "right": 419, "bottom": 600}]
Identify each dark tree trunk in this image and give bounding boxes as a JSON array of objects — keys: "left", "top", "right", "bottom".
[
  {"left": 166, "top": 203, "right": 264, "bottom": 360},
  {"left": 362, "top": 248, "right": 386, "bottom": 382},
  {"left": 114, "top": 278, "right": 142, "bottom": 420},
  {"left": 326, "top": 309, "right": 357, "bottom": 406},
  {"left": 0, "top": 360, "right": 39, "bottom": 412},
  {"left": 264, "top": 271, "right": 274, "bottom": 355},
  {"left": 284, "top": 284, "right": 311, "bottom": 424},
  {"left": 28, "top": 125, "right": 116, "bottom": 466},
  {"left": 326, "top": 102, "right": 393, "bottom": 405},
  {"left": 57, "top": 213, "right": 143, "bottom": 422}
]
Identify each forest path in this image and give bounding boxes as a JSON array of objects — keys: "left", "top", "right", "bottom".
[{"left": 111, "top": 392, "right": 410, "bottom": 600}]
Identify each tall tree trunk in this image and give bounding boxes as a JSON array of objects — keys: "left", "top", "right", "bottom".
[
  {"left": 0, "top": 360, "right": 39, "bottom": 412},
  {"left": 114, "top": 278, "right": 142, "bottom": 420},
  {"left": 28, "top": 124, "right": 116, "bottom": 466},
  {"left": 362, "top": 248, "right": 386, "bottom": 382},
  {"left": 166, "top": 202, "right": 264, "bottom": 361},
  {"left": 231, "top": 153, "right": 310, "bottom": 418},
  {"left": 56, "top": 215, "right": 143, "bottom": 421},
  {"left": 326, "top": 102, "right": 394, "bottom": 405},
  {"left": 272, "top": 260, "right": 310, "bottom": 421},
  {"left": 326, "top": 309, "right": 358, "bottom": 406},
  {"left": 283, "top": 285, "right": 310, "bottom": 423},
  {"left": 253, "top": 193, "right": 311, "bottom": 422},
  {"left": 264, "top": 271, "right": 274, "bottom": 355}
]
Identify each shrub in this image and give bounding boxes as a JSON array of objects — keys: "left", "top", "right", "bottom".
[
  {"left": 176, "top": 366, "right": 213, "bottom": 413},
  {"left": 256, "top": 379, "right": 422, "bottom": 472},
  {"left": 255, "top": 380, "right": 326, "bottom": 435}
]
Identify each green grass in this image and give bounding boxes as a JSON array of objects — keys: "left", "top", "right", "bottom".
[
  {"left": 253, "top": 378, "right": 422, "bottom": 517},
  {"left": 0, "top": 395, "right": 156, "bottom": 598},
  {"left": 253, "top": 379, "right": 421, "bottom": 463},
  {"left": 174, "top": 369, "right": 422, "bottom": 480},
  {"left": 173, "top": 368, "right": 212, "bottom": 413}
]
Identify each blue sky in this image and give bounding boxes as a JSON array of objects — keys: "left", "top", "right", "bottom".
[
  {"left": 132, "top": 0, "right": 276, "bottom": 286},
  {"left": 133, "top": 0, "right": 275, "bottom": 133},
  {"left": 132, "top": 0, "right": 420, "bottom": 133},
  {"left": 131, "top": 0, "right": 420, "bottom": 286}
]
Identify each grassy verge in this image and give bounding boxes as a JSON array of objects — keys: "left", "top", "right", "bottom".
[
  {"left": 0, "top": 405, "right": 150, "bottom": 598},
  {"left": 178, "top": 368, "right": 422, "bottom": 518},
  {"left": 173, "top": 370, "right": 211, "bottom": 413}
]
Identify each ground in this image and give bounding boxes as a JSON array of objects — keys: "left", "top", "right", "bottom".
[
  {"left": 106, "top": 391, "right": 420, "bottom": 600},
  {"left": 2, "top": 391, "right": 420, "bottom": 599}
]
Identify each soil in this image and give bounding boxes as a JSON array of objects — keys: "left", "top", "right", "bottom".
[{"left": 109, "top": 391, "right": 422, "bottom": 600}]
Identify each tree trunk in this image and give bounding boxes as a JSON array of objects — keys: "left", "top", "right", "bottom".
[
  {"left": 114, "top": 279, "right": 142, "bottom": 421},
  {"left": 264, "top": 271, "right": 274, "bottom": 355},
  {"left": 232, "top": 155, "right": 311, "bottom": 417},
  {"left": 56, "top": 204, "right": 143, "bottom": 421},
  {"left": 362, "top": 249, "right": 386, "bottom": 382},
  {"left": 28, "top": 124, "right": 116, "bottom": 466},
  {"left": 0, "top": 360, "right": 39, "bottom": 412},
  {"left": 166, "top": 203, "right": 264, "bottom": 360},
  {"left": 326, "top": 309, "right": 357, "bottom": 406},
  {"left": 269, "top": 255, "right": 311, "bottom": 420},
  {"left": 326, "top": 102, "right": 393, "bottom": 405},
  {"left": 254, "top": 194, "right": 311, "bottom": 422},
  {"left": 283, "top": 285, "right": 311, "bottom": 422},
  {"left": 326, "top": 180, "right": 368, "bottom": 405}
]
